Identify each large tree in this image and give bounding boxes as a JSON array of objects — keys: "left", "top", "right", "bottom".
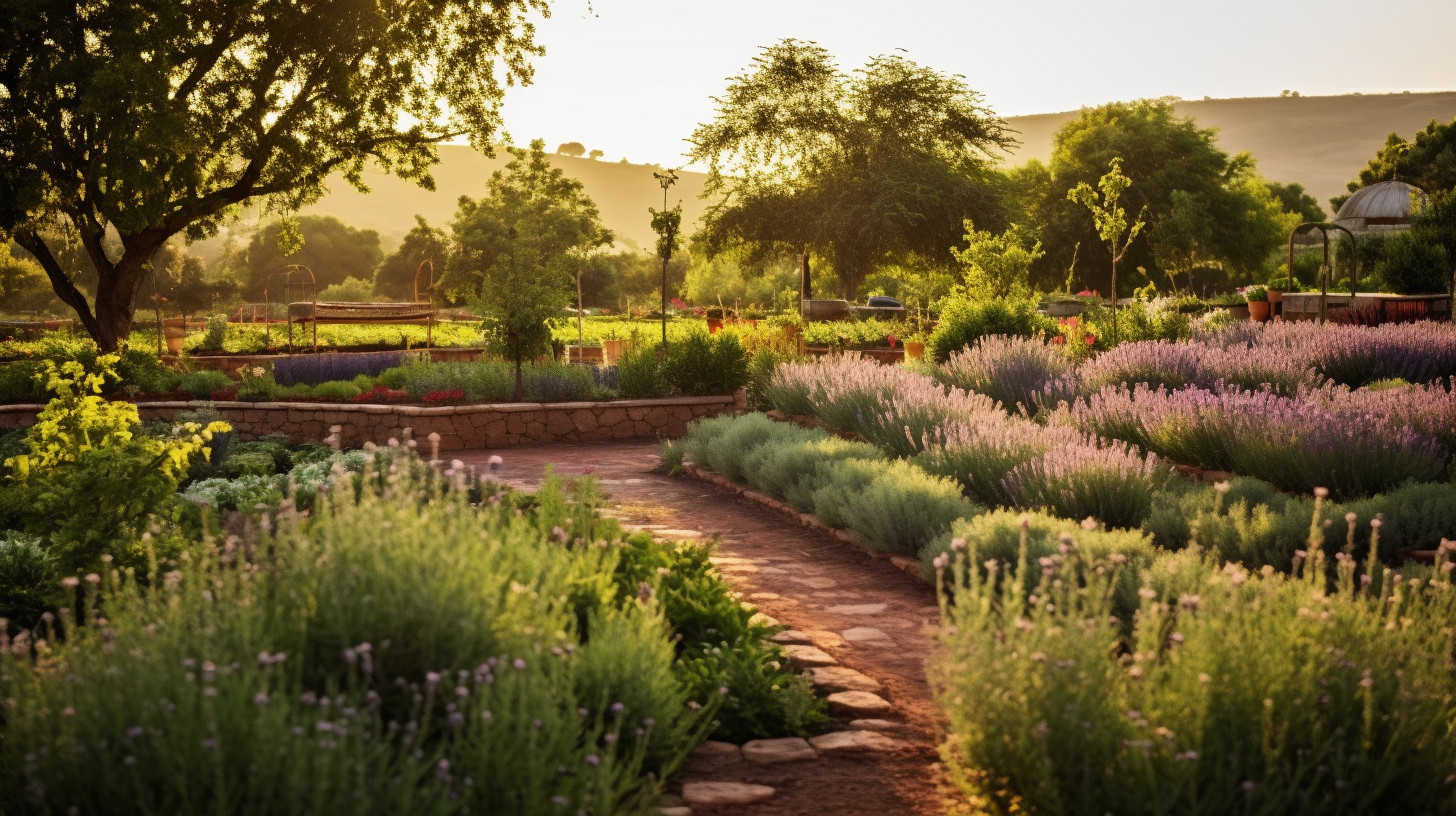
[
  {"left": 0, "top": 0, "right": 546, "bottom": 351},
  {"left": 374, "top": 216, "right": 449, "bottom": 302},
  {"left": 242, "top": 215, "right": 384, "bottom": 299},
  {"left": 1022, "top": 100, "right": 1291, "bottom": 293},
  {"left": 447, "top": 140, "right": 611, "bottom": 399},
  {"left": 688, "top": 40, "right": 1014, "bottom": 299}
]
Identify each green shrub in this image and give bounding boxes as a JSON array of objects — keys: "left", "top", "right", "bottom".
[
  {"left": 199, "top": 314, "right": 229, "bottom": 351},
  {"left": 179, "top": 474, "right": 286, "bottom": 512},
  {"left": 679, "top": 412, "right": 796, "bottom": 484},
  {"left": 0, "top": 532, "right": 56, "bottom": 629},
  {"left": 0, "top": 360, "right": 45, "bottom": 403},
  {"left": 176, "top": 369, "right": 234, "bottom": 399},
  {"left": 612, "top": 532, "right": 824, "bottom": 742},
  {"left": 1372, "top": 229, "right": 1450, "bottom": 295},
  {"left": 222, "top": 451, "right": 279, "bottom": 478},
  {"left": 927, "top": 297, "right": 1056, "bottom": 363},
  {"left": 617, "top": 344, "right": 667, "bottom": 398},
  {"left": 813, "top": 458, "right": 979, "bottom": 555},
  {"left": 933, "top": 539, "right": 1456, "bottom": 815},
  {"left": 740, "top": 432, "right": 887, "bottom": 512},
  {"left": 114, "top": 348, "right": 182, "bottom": 395},
  {"left": 311, "top": 380, "right": 363, "bottom": 401}
]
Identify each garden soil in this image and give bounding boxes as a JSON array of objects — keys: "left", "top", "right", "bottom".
[{"left": 453, "top": 440, "right": 959, "bottom": 816}]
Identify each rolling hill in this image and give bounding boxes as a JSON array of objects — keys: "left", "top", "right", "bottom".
[
  {"left": 1000, "top": 91, "right": 1456, "bottom": 215},
  {"left": 217, "top": 91, "right": 1454, "bottom": 259}
]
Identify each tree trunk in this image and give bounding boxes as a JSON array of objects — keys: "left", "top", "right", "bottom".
[{"left": 513, "top": 354, "right": 524, "bottom": 402}]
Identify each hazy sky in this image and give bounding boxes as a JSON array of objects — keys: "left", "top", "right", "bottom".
[{"left": 498, "top": 0, "right": 1455, "bottom": 168}]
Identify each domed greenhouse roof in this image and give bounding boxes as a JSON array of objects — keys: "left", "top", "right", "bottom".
[{"left": 1333, "top": 179, "right": 1426, "bottom": 230}]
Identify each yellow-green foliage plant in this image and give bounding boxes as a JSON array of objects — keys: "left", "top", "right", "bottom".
[
  {"left": 932, "top": 503, "right": 1456, "bottom": 815},
  {"left": 2, "top": 355, "right": 228, "bottom": 574}
]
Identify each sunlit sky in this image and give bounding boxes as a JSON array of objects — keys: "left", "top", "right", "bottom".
[{"left": 498, "top": 0, "right": 1456, "bottom": 168}]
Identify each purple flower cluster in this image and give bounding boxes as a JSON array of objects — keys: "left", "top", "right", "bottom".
[
  {"left": 936, "top": 335, "right": 1079, "bottom": 415},
  {"left": 1065, "top": 383, "right": 1448, "bottom": 498},
  {"left": 1076, "top": 339, "right": 1320, "bottom": 397},
  {"left": 1245, "top": 321, "right": 1456, "bottom": 387}
]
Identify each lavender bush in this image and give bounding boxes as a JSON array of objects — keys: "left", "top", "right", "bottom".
[
  {"left": 935, "top": 335, "right": 1079, "bottom": 415},
  {"left": 1006, "top": 442, "right": 1167, "bottom": 531},
  {"left": 1, "top": 458, "right": 714, "bottom": 815},
  {"left": 933, "top": 517, "right": 1456, "bottom": 815},
  {"left": 273, "top": 350, "right": 413, "bottom": 386},
  {"left": 1066, "top": 384, "right": 1447, "bottom": 499}
]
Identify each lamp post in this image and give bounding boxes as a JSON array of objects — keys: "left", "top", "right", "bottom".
[{"left": 653, "top": 169, "right": 679, "bottom": 345}]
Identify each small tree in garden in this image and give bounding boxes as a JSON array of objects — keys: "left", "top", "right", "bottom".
[
  {"left": 1069, "top": 158, "right": 1145, "bottom": 342},
  {"left": 952, "top": 220, "right": 1043, "bottom": 299},
  {"left": 449, "top": 140, "right": 612, "bottom": 399}
]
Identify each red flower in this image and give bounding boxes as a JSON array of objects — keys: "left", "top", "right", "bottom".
[
  {"left": 886, "top": 334, "right": 898, "bottom": 348},
  {"left": 1085, "top": 333, "right": 1097, "bottom": 346},
  {"left": 1052, "top": 335, "right": 1066, "bottom": 346}
]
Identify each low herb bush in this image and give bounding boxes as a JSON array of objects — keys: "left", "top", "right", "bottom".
[
  {"left": 663, "top": 331, "right": 748, "bottom": 397},
  {"left": 2, "top": 460, "right": 730, "bottom": 815},
  {"left": 381, "top": 360, "right": 598, "bottom": 403},
  {"left": 1005, "top": 442, "right": 1168, "bottom": 531},
  {"left": 932, "top": 525, "right": 1456, "bottom": 815},
  {"left": 935, "top": 335, "right": 1078, "bottom": 415},
  {"left": 740, "top": 433, "right": 887, "bottom": 513},
  {"left": 811, "top": 458, "right": 979, "bottom": 555},
  {"left": 176, "top": 369, "right": 234, "bottom": 399},
  {"left": 678, "top": 412, "right": 802, "bottom": 485},
  {"left": 310, "top": 379, "right": 363, "bottom": 401},
  {"left": 921, "top": 510, "right": 1155, "bottom": 617}
]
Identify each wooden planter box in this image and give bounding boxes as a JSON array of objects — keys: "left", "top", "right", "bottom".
[{"left": 567, "top": 344, "right": 604, "bottom": 364}]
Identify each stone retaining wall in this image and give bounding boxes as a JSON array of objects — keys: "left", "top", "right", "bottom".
[{"left": 0, "top": 393, "right": 743, "bottom": 451}]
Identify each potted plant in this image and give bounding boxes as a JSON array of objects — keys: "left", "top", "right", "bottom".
[
  {"left": 903, "top": 331, "right": 927, "bottom": 361},
  {"left": 1243, "top": 285, "right": 1270, "bottom": 322},
  {"left": 162, "top": 316, "right": 189, "bottom": 355},
  {"left": 704, "top": 307, "right": 726, "bottom": 334}
]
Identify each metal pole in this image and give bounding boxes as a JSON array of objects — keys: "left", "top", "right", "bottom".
[{"left": 660, "top": 183, "right": 669, "bottom": 345}]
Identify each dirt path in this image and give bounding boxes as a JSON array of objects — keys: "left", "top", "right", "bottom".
[{"left": 452, "top": 441, "right": 953, "bottom": 816}]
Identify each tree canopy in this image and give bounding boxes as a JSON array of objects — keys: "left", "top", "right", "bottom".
[
  {"left": 447, "top": 140, "right": 611, "bottom": 398},
  {"left": 1333, "top": 117, "right": 1456, "bottom": 211},
  {"left": 374, "top": 216, "right": 449, "bottom": 302},
  {"left": 243, "top": 216, "right": 383, "bottom": 299},
  {"left": 1022, "top": 100, "right": 1292, "bottom": 293},
  {"left": 688, "top": 40, "right": 1015, "bottom": 299},
  {"left": 0, "top": 0, "right": 546, "bottom": 350}
]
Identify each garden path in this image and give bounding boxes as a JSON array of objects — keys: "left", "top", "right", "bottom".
[{"left": 452, "top": 440, "right": 954, "bottom": 816}]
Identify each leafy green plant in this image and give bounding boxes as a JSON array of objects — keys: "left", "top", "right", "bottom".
[
  {"left": 928, "top": 296, "right": 1056, "bottom": 363},
  {"left": 176, "top": 369, "right": 234, "bottom": 399},
  {"left": 0, "top": 532, "right": 55, "bottom": 629}
]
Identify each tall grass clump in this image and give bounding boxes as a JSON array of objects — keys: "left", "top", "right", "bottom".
[
  {"left": 1005, "top": 442, "right": 1167, "bottom": 530},
  {"left": 0, "top": 457, "right": 729, "bottom": 815},
  {"left": 935, "top": 335, "right": 1078, "bottom": 415},
  {"left": 933, "top": 510, "right": 1456, "bottom": 815}
]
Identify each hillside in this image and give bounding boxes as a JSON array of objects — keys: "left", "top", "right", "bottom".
[
  {"left": 213, "top": 92, "right": 1454, "bottom": 259},
  {"left": 1001, "top": 91, "right": 1456, "bottom": 214},
  {"left": 293, "top": 147, "right": 710, "bottom": 254}
]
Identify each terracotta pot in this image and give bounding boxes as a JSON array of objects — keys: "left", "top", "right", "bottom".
[
  {"left": 1248, "top": 301, "right": 1271, "bottom": 322},
  {"left": 904, "top": 341, "right": 926, "bottom": 361},
  {"left": 705, "top": 317, "right": 723, "bottom": 334},
  {"left": 1265, "top": 289, "right": 1283, "bottom": 305}
]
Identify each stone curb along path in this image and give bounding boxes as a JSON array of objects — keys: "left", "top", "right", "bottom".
[{"left": 453, "top": 441, "right": 953, "bottom": 816}]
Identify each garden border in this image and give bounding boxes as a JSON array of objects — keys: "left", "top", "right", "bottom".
[{"left": 0, "top": 393, "right": 745, "bottom": 451}]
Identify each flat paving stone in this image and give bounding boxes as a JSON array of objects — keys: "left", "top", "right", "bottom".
[
  {"left": 769, "top": 629, "right": 812, "bottom": 644},
  {"left": 681, "top": 781, "right": 777, "bottom": 807},
  {"left": 805, "top": 630, "right": 846, "bottom": 648},
  {"left": 657, "top": 808, "right": 692, "bottom": 816},
  {"left": 841, "top": 626, "right": 892, "bottom": 642},
  {"left": 742, "top": 737, "right": 819, "bottom": 764},
  {"left": 690, "top": 740, "right": 743, "bottom": 761},
  {"left": 749, "top": 612, "right": 779, "bottom": 628},
  {"left": 809, "top": 730, "right": 910, "bottom": 753},
  {"left": 827, "top": 690, "right": 893, "bottom": 716},
  {"left": 849, "top": 718, "right": 906, "bottom": 731},
  {"left": 825, "top": 603, "right": 887, "bottom": 615},
  {"left": 656, "top": 529, "right": 704, "bottom": 538},
  {"left": 782, "top": 644, "right": 838, "bottom": 667},
  {"left": 749, "top": 592, "right": 782, "bottom": 600},
  {"left": 808, "top": 666, "right": 883, "bottom": 693},
  {"left": 790, "top": 576, "right": 839, "bottom": 590}
]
